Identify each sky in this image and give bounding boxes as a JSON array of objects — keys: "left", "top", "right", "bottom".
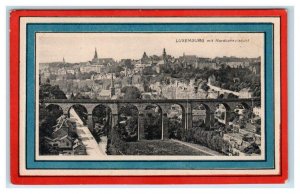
[{"left": 37, "top": 33, "right": 264, "bottom": 63}]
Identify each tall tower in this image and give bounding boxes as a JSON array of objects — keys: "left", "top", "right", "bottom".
[
  {"left": 163, "top": 48, "right": 167, "bottom": 60},
  {"left": 110, "top": 73, "right": 115, "bottom": 97},
  {"left": 94, "top": 48, "right": 98, "bottom": 60},
  {"left": 92, "top": 48, "right": 99, "bottom": 64}
]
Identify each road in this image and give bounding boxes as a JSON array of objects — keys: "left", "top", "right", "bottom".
[
  {"left": 207, "top": 83, "right": 240, "bottom": 97},
  {"left": 69, "top": 108, "right": 107, "bottom": 156}
]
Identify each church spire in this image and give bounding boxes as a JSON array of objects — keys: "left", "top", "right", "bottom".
[
  {"left": 110, "top": 73, "right": 115, "bottom": 97},
  {"left": 94, "top": 48, "right": 98, "bottom": 60},
  {"left": 163, "top": 48, "right": 167, "bottom": 62}
]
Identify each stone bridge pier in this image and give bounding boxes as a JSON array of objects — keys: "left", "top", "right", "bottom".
[{"left": 136, "top": 104, "right": 170, "bottom": 141}]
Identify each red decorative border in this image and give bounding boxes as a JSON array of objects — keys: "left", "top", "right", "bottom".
[{"left": 10, "top": 9, "right": 288, "bottom": 185}]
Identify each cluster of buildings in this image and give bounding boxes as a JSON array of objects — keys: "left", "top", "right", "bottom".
[
  {"left": 43, "top": 116, "right": 87, "bottom": 155},
  {"left": 39, "top": 48, "right": 261, "bottom": 101},
  {"left": 216, "top": 104, "right": 262, "bottom": 156},
  {"left": 39, "top": 48, "right": 261, "bottom": 112},
  {"left": 149, "top": 78, "right": 213, "bottom": 99}
]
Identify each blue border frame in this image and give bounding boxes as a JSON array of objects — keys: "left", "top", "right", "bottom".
[{"left": 26, "top": 23, "right": 274, "bottom": 170}]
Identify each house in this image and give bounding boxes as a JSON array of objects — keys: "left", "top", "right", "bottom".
[
  {"left": 99, "top": 89, "right": 111, "bottom": 99},
  {"left": 239, "top": 124, "right": 255, "bottom": 134},
  {"left": 234, "top": 104, "right": 249, "bottom": 116},
  {"left": 73, "top": 143, "right": 87, "bottom": 155},
  {"left": 155, "top": 65, "right": 161, "bottom": 73},
  {"left": 214, "top": 104, "right": 229, "bottom": 124},
  {"left": 179, "top": 54, "right": 197, "bottom": 64},
  {"left": 44, "top": 136, "right": 59, "bottom": 148},
  {"left": 223, "top": 133, "right": 251, "bottom": 151},
  {"left": 80, "top": 64, "right": 105, "bottom": 73},
  {"left": 93, "top": 73, "right": 108, "bottom": 80},
  {"left": 41, "top": 69, "right": 51, "bottom": 78},
  {"left": 52, "top": 117, "right": 76, "bottom": 139},
  {"left": 132, "top": 74, "right": 142, "bottom": 85},
  {"left": 239, "top": 88, "right": 254, "bottom": 98},
  {"left": 157, "top": 60, "right": 165, "bottom": 66},
  {"left": 208, "top": 75, "right": 216, "bottom": 84},
  {"left": 248, "top": 62, "right": 261, "bottom": 75},
  {"left": 195, "top": 58, "right": 217, "bottom": 69},
  {"left": 44, "top": 134, "right": 73, "bottom": 155},
  {"left": 226, "top": 61, "right": 247, "bottom": 68},
  {"left": 57, "top": 68, "right": 67, "bottom": 75},
  {"left": 52, "top": 122, "right": 69, "bottom": 140},
  {"left": 133, "top": 62, "right": 145, "bottom": 73},
  {"left": 65, "top": 67, "right": 75, "bottom": 74},
  {"left": 56, "top": 135, "right": 73, "bottom": 150},
  {"left": 253, "top": 106, "right": 261, "bottom": 117}
]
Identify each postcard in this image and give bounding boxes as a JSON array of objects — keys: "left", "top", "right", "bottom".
[{"left": 10, "top": 9, "right": 288, "bottom": 184}]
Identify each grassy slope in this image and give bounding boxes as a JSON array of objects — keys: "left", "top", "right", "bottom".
[{"left": 122, "top": 139, "right": 210, "bottom": 155}]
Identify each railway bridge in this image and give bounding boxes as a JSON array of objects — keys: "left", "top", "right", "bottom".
[{"left": 42, "top": 98, "right": 259, "bottom": 140}]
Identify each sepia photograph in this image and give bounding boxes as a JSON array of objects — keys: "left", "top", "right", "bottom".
[
  {"left": 10, "top": 9, "right": 287, "bottom": 184},
  {"left": 37, "top": 33, "right": 264, "bottom": 158}
]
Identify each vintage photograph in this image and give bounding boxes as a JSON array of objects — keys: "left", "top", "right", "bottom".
[
  {"left": 37, "top": 33, "right": 263, "bottom": 158},
  {"left": 10, "top": 9, "right": 287, "bottom": 184}
]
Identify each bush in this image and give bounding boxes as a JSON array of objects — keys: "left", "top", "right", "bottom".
[
  {"left": 243, "top": 143, "right": 261, "bottom": 155},
  {"left": 120, "top": 117, "right": 138, "bottom": 141},
  {"left": 144, "top": 112, "right": 162, "bottom": 140},
  {"left": 184, "top": 127, "right": 230, "bottom": 154},
  {"left": 184, "top": 127, "right": 197, "bottom": 143},
  {"left": 168, "top": 118, "right": 184, "bottom": 140},
  {"left": 106, "top": 124, "right": 127, "bottom": 155}
]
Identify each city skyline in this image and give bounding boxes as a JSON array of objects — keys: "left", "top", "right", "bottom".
[{"left": 37, "top": 33, "right": 264, "bottom": 63}]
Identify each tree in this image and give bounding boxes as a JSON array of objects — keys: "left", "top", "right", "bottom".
[
  {"left": 74, "top": 92, "right": 90, "bottom": 100},
  {"left": 218, "top": 94, "right": 224, "bottom": 99},
  {"left": 168, "top": 118, "right": 184, "bottom": 140},
  {"left": 71, "top": 105, "right": 88, "bottom": 124},
  {"left": 144, "top": 111, "right": 162, "bottom": 140},
  {"left": 227, "top": 93, "right": 238, "bottom": 99},
  {"left": 66, "top": 73, "right": 76, "bottom": 80},
  {"left": 121, "top": 86, "right": 141, "bottom": 100},
  {"left": 108, "top": 65, "right": 124, "bottom": 73},
  {"left": 39, "top": 83, "right": 67, "bottom": 100},
  {"left": 185, "top": 127, "right": 229, "bottom": 154},
  {"left": 124, "top": 59, "right": 133, "bottom": 69},
  {"left": 122, "top": 117, "right": 138, "bottom": 141},
  {"left": 78, "top": 72, "right": 95, "bottom": 80},
  {"left": 119, "top": 105, "right": 139, "bottom": 118},
  {"left": 93, "top": 106, "right": 110, "bottom": 119},
  {"left": 142, "top": 66, "right": 155, "bottom": 75},
  {"left": 200, "top": 83, "right": 210, "bottom": 91},
  {"left": 39, "top": 105, "right": 63, "bottom": 137},
  {"left": 39, "top": 104, "right": 64, "bottom": 155},
  {"left": 117, "top": 105, "right": 139, "bottom": 142}
]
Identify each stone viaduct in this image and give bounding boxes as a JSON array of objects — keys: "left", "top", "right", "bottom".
[{"left": 43, "top": 98, "right": 259, "bottom": 140}]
